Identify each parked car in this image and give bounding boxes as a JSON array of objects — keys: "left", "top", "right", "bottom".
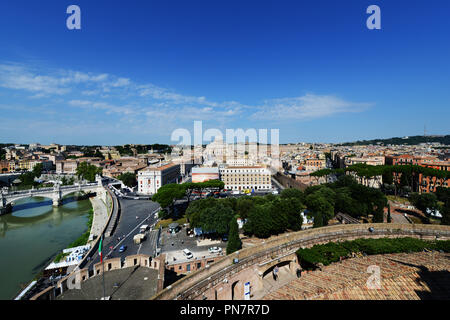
[
  {"left": 183, "top": 249, "right": 193, "bottom": 259},
  {"left": 208, "top": 246, "right": 222, "bottom": 253},
  {"left": 221, "top": 234, "right": 228, "bottom": 242}
]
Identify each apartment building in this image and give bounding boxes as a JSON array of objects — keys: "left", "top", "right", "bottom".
[
  {"left": 304, "top": 158, "right": 326, "bottom": 171},
  {"left": 137, "top": 163, "right": 181, "bottom": 195},
  {"left": 219, "top": 166, "right": 272, "bottom": 191},
  {"left": 0, "top": 160, "right": 9, "bottom": 173},
  {"left": 385, "top": 154, "right": 450, "bottom": 193}
]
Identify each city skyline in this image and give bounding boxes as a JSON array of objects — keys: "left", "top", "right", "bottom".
[{"left": 1, "top": 0, "right": 449, "bottom": 145}]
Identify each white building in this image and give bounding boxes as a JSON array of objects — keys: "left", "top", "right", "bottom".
[
  {"left": 219, "top": 165, "right": 272, "bottom": 191},
  {"left": 137, "top": 162, "right": 181, "bottom": 195}
]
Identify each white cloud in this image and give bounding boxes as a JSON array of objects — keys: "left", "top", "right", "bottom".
[
  {"left": 0, "top": 62, "right": 372, "bottom": 128},
  {"left": 251, "top": 94, "right": 372, "bottom": 121}
]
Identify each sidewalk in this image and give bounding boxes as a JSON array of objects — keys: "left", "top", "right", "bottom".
[{"left": 88, "top": 195, "right": 109, "bottom": 242}]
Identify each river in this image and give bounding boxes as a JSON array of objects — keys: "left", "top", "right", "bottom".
[{"left": 0, "top": 196, "right": 92, "bottom": 300}]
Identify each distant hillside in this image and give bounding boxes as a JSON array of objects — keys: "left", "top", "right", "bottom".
[{"left": 338, "top": 135, "right": 450, "bottom": 146}]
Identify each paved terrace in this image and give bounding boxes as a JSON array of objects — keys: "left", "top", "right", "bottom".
[
  {"left": 263, "top": 252, "right": 450, "bottom": 300},
  {"left": 152, "top": 223, "right": 450, "bottom": 300},
  {"left": 56, "top": 266, "right": 160, "bottom": 300}
]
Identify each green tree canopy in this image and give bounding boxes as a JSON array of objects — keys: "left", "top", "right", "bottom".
[
  {"left": 410, "top": 192, "right": 439, "bottom": 215},
  {"left": 76, "top": 162, "right": 102, "bottom": 182},
  {"left": 226, "top": 218, "right": 242, "bottom": 255},
  {"left": 117, "top": 172, "right": 137, "bottom": 188}
]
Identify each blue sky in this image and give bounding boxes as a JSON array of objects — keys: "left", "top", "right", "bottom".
[{"left": 0, "top": 0, "right": 449, "bottom": 145}]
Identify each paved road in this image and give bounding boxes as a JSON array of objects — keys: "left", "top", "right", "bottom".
[{"left": 85, "top": 198, "right": 160, "bottom": 269}]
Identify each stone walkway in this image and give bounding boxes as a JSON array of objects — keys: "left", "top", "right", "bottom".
[
  {"left": 88, "top": 195, "right": 109, "bottom": 242},
  {"left": 263, "top": 252, "right": 450, "bottom": 300}
]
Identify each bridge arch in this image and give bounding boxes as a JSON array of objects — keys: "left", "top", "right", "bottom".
[{"left": 6, "top": 194, "right": 53, "bottom": 207}]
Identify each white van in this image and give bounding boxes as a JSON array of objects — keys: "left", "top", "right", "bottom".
[{"left": 183, "top": 249, "right": 193, "bottom": 259}]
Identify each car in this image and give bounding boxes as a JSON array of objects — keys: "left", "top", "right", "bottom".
[
  {"left": 221, "top": 235, "right": 228, "bottom": 242},
  {"left": 208, "top": 246, "right": 222, "bottom": 253},
  {"left": 183, "top": 249, "right": 193, "bottom": 259},
  {"left": 119, "top": 245, "right": 127, "bottom": 253}
]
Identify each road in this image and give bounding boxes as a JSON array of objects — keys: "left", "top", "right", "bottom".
[{"left": 85, "top": 198, "right": 161, "bottom": 269}]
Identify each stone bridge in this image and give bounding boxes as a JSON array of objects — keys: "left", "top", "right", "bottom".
[
  {"left": 151, "top": 223, "right": 450, "bottom": 301},
  {"left": 0, "top": 180, "right": 103, "bottom": 214}
]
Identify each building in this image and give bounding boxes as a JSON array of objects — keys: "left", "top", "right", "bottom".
[
  {"left": 56, "top": 160, "right": 79, "bottom": 174},
  {"left": 386, "top": 154, "right": 450, "bottom": 193},
  {"left": 219, "top": 166, "right": 272, "bottom": 191},
  {"left": 304, "top": 158, "right": 326, "bottom": 171},
  {"left": 0, "top": 160, "right": 9, "bottom": 173},
  {"left": 345, "top": 156, "right": 385, "bottom": 167},
  {"left": 192, "top": 167, "right": 220, "bottom": 183},
  {"left": 137, "top": 163, "right": 181, "bottom": 195}
]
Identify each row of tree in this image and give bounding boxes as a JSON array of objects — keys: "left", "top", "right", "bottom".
[
  {"left": 311, "top": 164, "right": 450, "bottom": 195},
  {"left": 152, "top": 180, "right": 225, "bottom": 209}
]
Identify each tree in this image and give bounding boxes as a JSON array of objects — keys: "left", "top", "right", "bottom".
[
  {"left": 382, "top": 169, "right": 393, "bottom": 185},
  {"left": 410, "top": 192, "right": 438, "bottom": 215},
  {"left": 387, "top": 204, "right": 392, "bottom": 223},
  {"left": 94, "top": 149, "right": 104, "bottom": 159},
  {"left": 32, "top": 163, "right": 43, "bottom": 178},
  {"left": 76, "top": 162, "right": 102, "bottom": 182},
  {"left": 152, "top": 184, "right": 186, "bottom": 209},
  {"left": 313, "top": 212, "right": 324, "bottom": 228},
  {"left": 117, "top": 172, "right": 137, "bottom": 187},
  {"left": 277, "top": 198, "right": 304, "bottom": 231},
  {"left": 280, "top": 188, "right": 304, "bottom": 202},
  {"left": 441, "top": 200, "right": 450, "bottom": 226},
  {"left": 373, "top": 206, "right": 384, "bottom": 223},
  {"left": 236, "top": 198, "right": 254, "bottom": 219},
  {"left": 199, "top": 203, "right": 234, "bottom": 235},
  {"left": 305, "top": 193, "right": 334, "bottom": 224},
  {"left": 244, "top": 204, "right": 274, "bottom": 238},
  {"left": 226, "top": 218, "right": 242, "bottom": 255}
]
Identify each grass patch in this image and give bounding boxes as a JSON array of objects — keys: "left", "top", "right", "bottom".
[
  {"left": 387, "top": 195, "right": 410, "bottom": 204},
  {"left": 53, "top": 252, "right": 69, "bottom": 263},
  {"left": 297, "top": 237, "right": 450, "bottom": 270},
  {"left": 67, "top": 208, "right": 94, "bottom": 249}
]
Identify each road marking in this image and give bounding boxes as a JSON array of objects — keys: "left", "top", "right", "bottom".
[{"left": 105, "top": 207, "right": 160, "bottom": 258}]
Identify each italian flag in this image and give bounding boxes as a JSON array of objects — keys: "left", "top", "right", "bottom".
[{"left": 99, "top": 235, "right": 103, "bottom": 263}]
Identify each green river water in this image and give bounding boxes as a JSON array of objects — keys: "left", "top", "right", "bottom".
[{"left": 0, "top": 196, "right": 92, "bottom": 300}]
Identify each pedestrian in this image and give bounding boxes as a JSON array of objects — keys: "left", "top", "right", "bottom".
[{"left": 273, "top": 266, "right": 279, "bottom": 281}]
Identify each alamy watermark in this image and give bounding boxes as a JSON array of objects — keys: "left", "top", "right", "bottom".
[
  {"left": 65, "top": 5, "right": 381, "bottom": 31},
  {"left": 366, "top": 265, "right": 382, "bottom": 290},
  {"left": 170, "top": 121, "right": 280, "bottom": 168}
]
